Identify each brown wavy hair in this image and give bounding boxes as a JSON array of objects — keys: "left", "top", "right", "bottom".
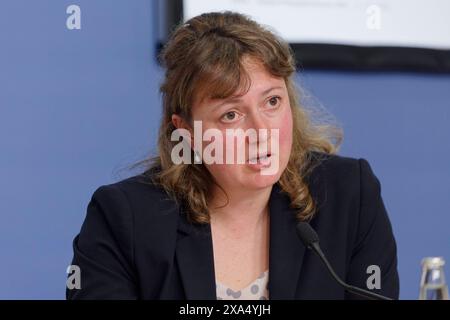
[{"left": 144, "top": 11, "right": 342, "bottom": 223}]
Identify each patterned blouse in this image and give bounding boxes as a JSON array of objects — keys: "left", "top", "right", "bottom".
[{"left": 216, "top": 270, "right": 269, "bottom": 300}]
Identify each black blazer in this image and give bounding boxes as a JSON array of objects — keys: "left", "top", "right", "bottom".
[{"left": 67, "top": 152, "right": 399, "bottom": 300}]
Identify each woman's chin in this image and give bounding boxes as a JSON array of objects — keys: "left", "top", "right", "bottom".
[{"left": 240, "top": 169, "right": 281, "bottom": 189}]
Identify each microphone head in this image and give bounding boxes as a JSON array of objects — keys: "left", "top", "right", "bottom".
[{"left": 296, "top": 222, "right": 319, "bottom": 248}]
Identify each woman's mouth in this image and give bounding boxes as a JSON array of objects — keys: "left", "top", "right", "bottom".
[{"left": 246, "top": 153, "right": 272, "bottom": 168}]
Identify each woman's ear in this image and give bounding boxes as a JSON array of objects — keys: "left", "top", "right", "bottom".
[
  {"left": 171, "top": 114, "right": 195, "bottom": 148},
  {"left": 172, "top": 114, "right": 194, "bottom": 135},
  {"left": 171, "top": 114, "right": 186, "bottom": 130}
]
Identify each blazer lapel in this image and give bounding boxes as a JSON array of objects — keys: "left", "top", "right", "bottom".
[
  {"left": 174, "top": 161, "right": 324, "bottom": 300},
  {"left": 268, "top": 183, "right": 307, "bottom": 299},
  {"left": 175, "top": 209, "right": 217, "bottom": 300}
]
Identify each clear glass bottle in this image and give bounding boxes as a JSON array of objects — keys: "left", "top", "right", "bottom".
[{"left": 419, "top": 257, "right": 449, "bottom": 300}]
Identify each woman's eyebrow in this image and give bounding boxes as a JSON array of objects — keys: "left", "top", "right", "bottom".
[
  {"left": 212, "top": 86, "right": 284, "bottom": 110},
  {"left": 260, "top": 86, "right": 283, "bottom": 97}
]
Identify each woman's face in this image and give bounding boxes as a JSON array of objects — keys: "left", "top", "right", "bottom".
[{"left": 187, "top": 57, "right": 293, "bottom": 193}]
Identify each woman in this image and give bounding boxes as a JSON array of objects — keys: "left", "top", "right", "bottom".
[{"left": 67, "top": 11, "right": 399, "bottom": 300}]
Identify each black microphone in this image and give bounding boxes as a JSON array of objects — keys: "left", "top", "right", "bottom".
[{"left": 296, "top": 222, "right": 392, "bottom": 300}]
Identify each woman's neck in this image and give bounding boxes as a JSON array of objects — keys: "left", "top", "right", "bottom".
[{"left": 209, "top": 184, "right": 272, "bottom": 234}]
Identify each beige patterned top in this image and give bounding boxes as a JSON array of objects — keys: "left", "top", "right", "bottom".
[{"left": 216, "top": 270, "right": 269, "bottom": 300}]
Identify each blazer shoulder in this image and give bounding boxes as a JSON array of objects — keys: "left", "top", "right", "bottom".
[
  {"left": 311, "top": 152, "right": 380, "bottom": 188},
  {"left": 309, "top": 150, "right": 359, "bottom": 170},
  {"left": 307, "top": 151, "right": 383, "bottom": 214},
  {"left": 91, "top": 169, "right": 179, "bottom": 221},
  {"left": 308, "top": 151, "right": 362, "bottom": 184},
  {"left": 104, "top": 171, "right": 166, "bottom": 198}
]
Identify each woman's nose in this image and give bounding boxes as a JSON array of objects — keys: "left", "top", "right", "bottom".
[
  {"left": 245, "top": 113, "right": 270, "bottom": 145},
  {"left": 247, "top": 112, "right": 268, "bottom": 131}
]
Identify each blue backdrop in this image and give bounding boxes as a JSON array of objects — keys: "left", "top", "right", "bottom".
[{"left": 0, "top": 0, "right": 449, "bottom": 299}]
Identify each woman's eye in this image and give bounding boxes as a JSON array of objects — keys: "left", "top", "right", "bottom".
[
  {"left": 267, "top": 96, "right": 281, "bottom": 108},
  {"left": 221, "top": 111, "right": 239, "bottom": 122}
]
